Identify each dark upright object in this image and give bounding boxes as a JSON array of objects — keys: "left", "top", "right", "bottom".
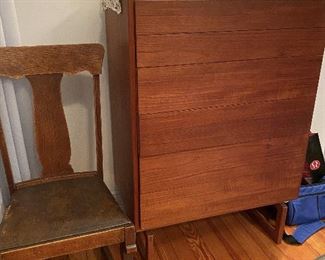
[
  {"left": 307, "top": 134, "right": 325, "bottom": 183},
  {"left": 105, "top": 0, "right": 325, "bottom": 254},
  {"left": 0, "top": 44, "right": 136, "bottom": 259}
]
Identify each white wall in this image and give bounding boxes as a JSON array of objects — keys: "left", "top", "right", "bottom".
[
  {"left": 14, "top": 0, "right": 115, "bottom": 189},
  {"left": 312, "top": 53, "right": 325, "bottom": 152}
]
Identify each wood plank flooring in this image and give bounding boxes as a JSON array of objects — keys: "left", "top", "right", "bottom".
[{"left": 52, "top": 212, "right": 325, "bottom": 260}]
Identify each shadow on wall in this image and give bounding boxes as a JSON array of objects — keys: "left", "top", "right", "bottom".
[
  {"left": 0, "top": 155, "right": 10, "bottom": 216},
  {"left": 61, "top": 74, "right": 96, "bottom": 173}
]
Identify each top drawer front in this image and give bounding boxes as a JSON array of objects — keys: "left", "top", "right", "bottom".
[
  {"left": 135, "top": 0, "right": 325, "bottom": 68},
  {"left": 137, "top": 28, "right": 325, "bottom": 68},
  {"left": 136, "top": 0, "right": 325, "bottom": 35}
]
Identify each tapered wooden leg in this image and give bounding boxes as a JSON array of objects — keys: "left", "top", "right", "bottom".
[
  {"left": 248, "top": 203, "right": 287, "bottom": 244},
  {"left": 273, "top": 203, "right": 287, "bottom": 243},
  {"left": 120, "top": 244, "right": 134, "bottom": 260},
  {"left": 121, "top": 225, "right": 137, "bottom": 259},
  {"left": 145, "top": 232, "right": 154, "bottom": 260},
  {"left": 125, "top": 225, "right": 137, "bottom": 255},
  {"left": 137, "top": 231, "right": 155, "bottom": 260}
]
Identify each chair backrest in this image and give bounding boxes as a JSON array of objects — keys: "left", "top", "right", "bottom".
[{"left": 0, "top": 44, "right": 105, "bottom": 193}]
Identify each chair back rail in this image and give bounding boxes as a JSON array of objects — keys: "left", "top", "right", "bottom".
[
  {"left": 0, "top": 44, "right": 104, "bottom": 190},
  {"left": 0, "top": 44, "right": 104, "bottom": 78},
  {"left": 93, "top": 74, "right": 103, "bottom": 179}
]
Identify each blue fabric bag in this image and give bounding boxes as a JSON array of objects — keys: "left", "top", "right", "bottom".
[{"left": 285, "top": 183, "right": 325, "bottom": 244}]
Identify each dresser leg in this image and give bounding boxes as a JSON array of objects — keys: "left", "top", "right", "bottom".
[
  {"left": 248, "top": 202, "right": 287, "bottom": 244},
  {"left": 137, "top": 231, "right": 155, "bottom": 260}
]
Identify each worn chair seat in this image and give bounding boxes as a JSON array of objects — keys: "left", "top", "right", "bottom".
[{"left": 0, "top": 175, "right": 131, "bottom": 253}]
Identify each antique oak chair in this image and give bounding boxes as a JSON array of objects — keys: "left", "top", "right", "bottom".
[{"left": 0, "top": 44, "right": 136, "bottom": 259}]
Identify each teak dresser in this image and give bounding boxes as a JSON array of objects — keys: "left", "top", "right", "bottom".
[{"left": 105, "top": 0, "right": 325, "bottom": 252}]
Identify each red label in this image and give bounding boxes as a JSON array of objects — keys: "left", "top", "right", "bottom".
[{"left": 310, "top": 160, "right": 321, "bottom": 171}]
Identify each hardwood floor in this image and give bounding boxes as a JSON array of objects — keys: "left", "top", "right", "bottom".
[{"left": 53, "top": 212, "right": 325, "bottom": 260}]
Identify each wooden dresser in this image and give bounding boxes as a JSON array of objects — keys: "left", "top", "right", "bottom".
[{"left": 105, "top": 0, "right": 325, "bottom": 233}]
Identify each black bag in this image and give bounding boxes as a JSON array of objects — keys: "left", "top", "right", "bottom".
[{"left": 306, "top": 133, "right": 325, "bottom": 183}]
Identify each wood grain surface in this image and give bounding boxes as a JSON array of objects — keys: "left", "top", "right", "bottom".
[
  {"left": 94, "top": 75, "right": 103, "bottom": 179},
  {"left": 139, "top": 97, "right": 314, "bottom": 157},
  {"left": 136, "top": 0, "right": 325, "bottom": 35},
  {"left": 0, "top": 176, "right": 132, "bottom": 259},
  {"left": 140, "top": 135, "right": 305, "bottom": 229},
  {"left": 134, "top": 0, "right": 324, "bottom": 230},
  {"left": 137, "top": 28, "right": 325, "bottom": 67},
  {"left": 0, "top": 44, "right": 104, "bottom": 78},
  {"left": 138, "top": 56, "right": 322, "bottom": 114},
  {"left": 51, "top": 248, "right": 107, "bottom": 260},
  {"left": 105, "top": 0, "right": 139, "bottom": 225},
  {"left": 27, "top": 74, "right": 74, "bottom": 177}
]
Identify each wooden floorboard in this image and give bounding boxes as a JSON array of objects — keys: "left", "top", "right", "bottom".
[{"left": 50, "top": 212, "right": 325, "bottom": 260}]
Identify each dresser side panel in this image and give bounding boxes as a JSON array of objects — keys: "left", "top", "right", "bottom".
[{"left": 105, "top": 0, "right": 139, "bottom": 226}]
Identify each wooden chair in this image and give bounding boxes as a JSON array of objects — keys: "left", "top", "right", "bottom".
[{"left": 0, "top": 44, "right": 137, "bottom": 259}]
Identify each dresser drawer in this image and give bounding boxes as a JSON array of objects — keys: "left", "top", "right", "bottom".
[
  {"left": 136, "top": 1, "right": 325, "bottom": 35},
  {"left": 139, "top": 135, "right": 305, "bottom": 229},
  {"left": 136, "top": 28, "right": 325, "bottom": 68},
  {"left": 139, "top": 97, "right": 314, "bottom": 157},
  {"left": 138, "top": 56, "right": 320, "bottom": 157},
  {"left": 135, "top": 1, "right": 325, "bottom": 67},
  {"left": 138, "top": 56, "right": 321, "bottom": 115}
]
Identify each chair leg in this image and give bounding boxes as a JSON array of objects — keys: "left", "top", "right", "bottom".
[
  {"left": 137, "top": 231, "right": 155, "bottom": 260},
  {"left": 120, "top": 225, "right": 137, "bottom": 259},
  {"left": 120, "top": 244, "right": 134, "bottom": 260}
]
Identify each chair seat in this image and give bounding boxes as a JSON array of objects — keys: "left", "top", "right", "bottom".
[{"left": 0, "top": 175, "right": 131, "bottom": 253}]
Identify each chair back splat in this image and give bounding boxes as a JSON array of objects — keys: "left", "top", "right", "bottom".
[
  {"left": 0, "top": 44, "right": 105, "bottom": 185},
  {"left": 27, "top": 73, "right": 73, "bottom": 177}
]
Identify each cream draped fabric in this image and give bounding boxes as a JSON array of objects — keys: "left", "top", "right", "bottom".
[
  {"left": 0, "top": 0, "right": 31, "bottom": 221},
  {"left": 102, "top": 0, "right": 121, "bottom": 14}
]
